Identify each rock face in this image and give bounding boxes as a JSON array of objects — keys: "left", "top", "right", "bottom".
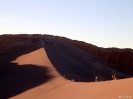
[{"left": 0, "top": 34, "right": 133, "bottom": 74}]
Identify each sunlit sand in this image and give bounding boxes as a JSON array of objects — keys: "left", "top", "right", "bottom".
[{"left": 10, "top": 48, "right": 133, "bottom": 99}]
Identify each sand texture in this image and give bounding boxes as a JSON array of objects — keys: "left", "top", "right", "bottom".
[
  {"left": 8, "top": 48, "right": 133, "bottom": 99},
  {"left": 0, "top": 38, "right": 132, "bottom": 99}
]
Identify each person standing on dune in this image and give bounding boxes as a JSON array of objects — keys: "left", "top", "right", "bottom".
[
  {"left": 95, "top": 76, "right": 98, "bottom": 82},
  {"left": 112, "top": 74, "right": 116, "bottom": 80}
]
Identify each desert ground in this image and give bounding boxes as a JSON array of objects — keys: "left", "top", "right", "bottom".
[
  {"left": 0, "top": 35, "right": 133, "bottom": 99},
  {"left": 8, "top": 48, "right": 133, "bottom": 99}
]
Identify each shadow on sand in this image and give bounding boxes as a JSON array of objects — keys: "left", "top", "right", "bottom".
[
  {"left": 44, "top": 39, "right": 132, "bottom": 82},
  {"left": 0, "top": 61, "right": 52, "bottom": 99}
]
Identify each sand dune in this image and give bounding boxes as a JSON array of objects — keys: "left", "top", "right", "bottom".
[
  {"left": 44, "top": 39, "right": 132, "bottom": 82},
  {"left": 12, "top": 48, "right": 62, "bottom": 78},
  {"left": 9, "top": 48, "right": 133, "bottom": 99}
]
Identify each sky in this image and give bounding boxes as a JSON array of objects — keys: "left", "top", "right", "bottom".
[{"left": 0, "top": 0, "right": 133, "bottom": 48}]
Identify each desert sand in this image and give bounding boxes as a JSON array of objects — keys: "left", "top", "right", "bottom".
[{"left": 8, "top": 48, "right": 133, "bottom": 99}]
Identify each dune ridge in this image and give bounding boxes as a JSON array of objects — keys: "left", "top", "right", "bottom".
[
  {"left": 10, "top": 47, "right": 133, "bottom": 99},
  {"left": 0, "top": 34, "right": 133, "bottom": 74},
  {"left": 0, "top": 35, "right": 133, "bottom": 99},
  {"left": 44, "top": 39, "right": 132, "bottom": 82}
]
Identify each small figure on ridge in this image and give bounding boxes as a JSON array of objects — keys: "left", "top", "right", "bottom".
[
  {"left": 112, "top": 74, "right": 116, "bottom": 80},
  {"left": 95, "top": 76, "right": 98, "bottom": 82}
]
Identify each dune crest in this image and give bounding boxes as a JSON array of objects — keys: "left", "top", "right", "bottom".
[
  {"left": 12, "top": 48, "right": 62, "bottom": 78},
  {"left": 12, "top": 48, "right": 53, "bottom": 66},
  {"left": 9, "top": 48, "right": 133, "bottom": 99}
]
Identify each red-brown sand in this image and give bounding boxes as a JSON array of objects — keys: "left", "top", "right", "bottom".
[{"left": 10, "top": 48, "right": 133, "bottom": 99}]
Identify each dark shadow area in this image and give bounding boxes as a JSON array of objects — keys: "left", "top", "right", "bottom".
[
  {"left": 0, "top": 40, "right": 52, "bottom": 98},
  {"left": 0, "top": 61, "right": 52, "bottom": 99},
  {"left": 44, "top": 39, "right": 133, "bottom": 82}
]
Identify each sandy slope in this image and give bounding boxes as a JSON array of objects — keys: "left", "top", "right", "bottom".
[
  {"left": 44, "top": 39, "right": 132, "bottom": 82},
  {"left": 11, "top": 48, "right": 133, "bottom": 99}
]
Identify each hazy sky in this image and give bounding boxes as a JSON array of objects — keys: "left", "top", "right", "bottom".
[{"left": 0, "top": 0, "right": 133, "bottom": 48}]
